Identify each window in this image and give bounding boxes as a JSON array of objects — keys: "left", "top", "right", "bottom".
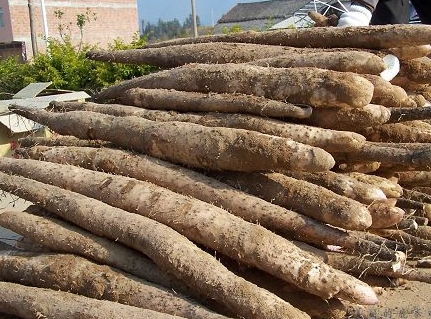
[{"left": 0, "top": 8, "right": 4, "bottom": 27}]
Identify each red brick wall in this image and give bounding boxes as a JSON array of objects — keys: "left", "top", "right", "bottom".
[
  {"left": 0, "top": 0, "right": 13, "bottom": 42},
  {"left": 4, "top": 0, "right": 138, "bottom": 58}
]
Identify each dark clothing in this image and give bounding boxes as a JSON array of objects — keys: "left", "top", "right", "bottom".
[
  {"left": 371, "top": 0, "right": 410, "bottom": 24},
  {"left": 352, "top": 0, "right": 379, "bottom": 11},
  {"left": 352, "top": 0, "right": 431, "bottom": 24},
  {"left": 411, "top": 0, "right": 431, "bottom": 24}
]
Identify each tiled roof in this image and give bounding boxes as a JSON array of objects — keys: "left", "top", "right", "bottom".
[{"left": 218, "top": 0, "right": 312, "bottom": 23}]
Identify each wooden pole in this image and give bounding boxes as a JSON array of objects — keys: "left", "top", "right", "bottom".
[{"left": 28, "top": 0, "right": 38, "bottom": 57}]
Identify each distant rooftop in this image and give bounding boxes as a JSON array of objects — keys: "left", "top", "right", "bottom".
[{"left": 217, "top": 0, "right": 311, "bottom": 24}]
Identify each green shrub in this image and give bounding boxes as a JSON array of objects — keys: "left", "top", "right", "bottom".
[
  {"left": 0, "top": 34, "right": 157, "bottom": 98},
  {"left": 0, "top": 56, "right": 32, "bottom": 99},
  {"left": 222, "top": 25, "right": 243, "bottom": 34},
  {"left": 0, "top": 8, "right": 157, "bottom": 98},
  {"left": 27, "top": 37, "right": 98, "bottom": 92}
]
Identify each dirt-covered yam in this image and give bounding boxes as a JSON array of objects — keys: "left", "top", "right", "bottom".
[
  {"left": 0, "top": 281, "right": 183, "bottom": 319},
  {"left": 398, "top": 57, "right": 431, "bottom": 84},
  {"left": 10, "top": 106, "right": 335, "bottom": 172},
  {"left": 0, "top": 209, "right": 179, "bottom": 289},
  {"left": 50, "top": 101, "right": 366, "bottom": 153},
  {"left": 284, "top": 170, "right": 387, "bottom": 205},
  {"left": 331, "top": 142, "right": 431, "bottom": 171},
  {"left": 15, "top": 144, "right": 399, "bottom": 261},
  {"left": 0, "top": 158, "right": 378, "bottom": 304},
  {"left": 0, "top": 252, "right": 227, "bottom": 319},
  {"left": 119, "top": 88, "right": 312, "bottom": 118},
  {"left": 360, "top": 122, "right": 431, "bottom": 143},
  {"left": 0, "top": 172, "right": 311, "bottom": 319},
  {"left": 249, "top": 51, "right": 386, "bottom": 74},
  {"left": 209, "top": 171, "right": 372, "bottom": 230},
  {"left": 361, "top": 74, "right": 416, "bottom": 108},
  {"left": 295, "top": 104, "right": 391, "bottom": 131},
  {"left": 93, "top": 63, "right": 374, "bottom": 108},
  {"left": 367, "top": 199, "right": 405, "bottom": 229},
  {"left": 142, "top": 25, "right": 431, "bottom": 50},
  {"left": 345, "top": 172, "right": 403, "bottom": 198}
]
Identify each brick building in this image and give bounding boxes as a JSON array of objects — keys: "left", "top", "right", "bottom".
[{"left": 0, "top": 0, "right": 138, "bottom": 59}]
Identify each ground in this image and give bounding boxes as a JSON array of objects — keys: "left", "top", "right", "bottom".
[{"left": 344, "top": 276, "right": 431, "bottom": 318}]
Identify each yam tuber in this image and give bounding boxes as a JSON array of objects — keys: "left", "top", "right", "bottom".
[
  {"left": 398, "top": 57, "right": 431, "bottom": 84},
  {"left": 0, "top": 251, "right": 228, "bottom": 319},
  {"left": 367, "top": 199, "right": 405, "bottom": 229},
  {"left": 0, "top": 172, "right": 311, "bottom": 319},
  {"left": 17, "top": 135, "right": 113, "bottom": 148},
  {"left": 360, "top": 122, "right": 431, "bottom": 143},
  {"left": 248, "top": 51, "right": 386, "bottom": 74},
  {"left": 388, "top": 106, "right": 431, "bottom": 123},
  {"left": 0, "top": 157, "right": 378, "bottom": 304},
  {"left": 283, "top": 170, "right": 387, "bottom": 205},
  {"left": 15, "top": 145, "right": 399, "bottom": 261},
  {"left": 331, "top": 142, "right": 431, "bottom": 171},
  {"left": 0, "top": 209, "right": 180, "bottom": 290},
  {"left": 361, "top": 74, "right": 416, "bottom": 108},
  {"left": 142, "top": 25, "right": 431, "bottom": 50},
  {"left": 10, "top": 105, "right": 335, "bottom": 172},
  {"left": 93, "top": 63, "right": 374, "bottom": 108},
  {"left": 0, "top": 281, "right": 184, "bottom": 319},
  {"left": 294, "top": 104, "right": 391, "bottom": 131},
  {"left": 86, "top": 42, "right": 294, "bottom": 67},
  {"left": 49, "top": 101, "right": 366, "bottom": 153},
  {"left": 207, "top": 171, "right": 372, "bottom": 230},
  {"left": 345, "top": 172, "right": 403, "bottom": 198},
  {"left": 120, "top": 88, "right": 312, "bottom": 118}
]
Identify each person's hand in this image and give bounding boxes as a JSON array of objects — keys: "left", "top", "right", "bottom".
[{"left": 337, "top": 4, "right": 372, "bottom": 27}]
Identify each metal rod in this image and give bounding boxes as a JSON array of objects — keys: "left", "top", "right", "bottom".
[
  {"left": 40, "top": 0, "right": 49, "bottom": 49},
  {"left": 191, "top": 0, "right": 198, "bottom": 38}
]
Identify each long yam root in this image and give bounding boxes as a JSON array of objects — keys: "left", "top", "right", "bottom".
[
  {"left": 294, "top": 104, "right": 390, "bottom": 131},
  {"left": 361, "top": 74, "right": 416, "bottom": 108},
  {"left": 119, "top": 88, "right": 312, "bottom": 118},
  {"left": 345, "top": 172, "right": 403, "bottom": 198},
  {"left": 50, "top": 101, "right": 366, "bottom": 153},
  {"left": 367, "top": 199, "right": 405, "bottom": 229},
  {"left": 388, "top": 106, "right": 431, "bottom": 123},
  {"left": 142, "top": 25, "right": 431, "bottom": 50},
  {"left": 15, "top": 145, "right": 400, "bottom": 261},
  {"left": 0, "top": 281, "right": 184, "bottom": 319},
  {"left": 0, "top": 172, "right": 312, "bottom": 319},
  {"left": 248, "top": 51, "right": 386, "bottom": 74},
  {"left": 398, "top": 57, "right": 431, "bottom": 84},
  {"left": 0, "top": 209, "right": 180, "bottom": 290},
  {"left": 86, "top": 42, "right": 293, "bottom": 66},
  {"left": 360, "top": 122, "right": 431, "bottom": 143},
  {"left": 207, "top": 171, "right": 372, "bottom": 230},
  {"left": 331, "top": 142, "right": 431, "bottom": 171},
  {"left": 0, "top": 157, "right": 378, "bottom": 304},
  {"left": 284, "top": 170, "right": 387, "bottom": 205},
  {"left": 0, "top": 251, "right": 227, "bottom": 319},
  {"left": 10, "top": 106, "right": 335, "bottom": 172},
  {"left": 17, "top": 135, "right": 113, "bottom": 148},
  {"left": 93, "top": 63, "right": 374, "bottom": 108}
]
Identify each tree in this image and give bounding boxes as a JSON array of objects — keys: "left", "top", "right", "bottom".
[
  {"left": 183, "top": 14, "right": 201, "bottom": 29},
  {"left": 141, "top": 15, "right": 202, "bottom": 42}
]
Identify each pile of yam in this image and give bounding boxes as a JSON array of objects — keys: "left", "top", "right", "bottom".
[{"left": 1, "top": 24, "right": 431, "bottom": 319}]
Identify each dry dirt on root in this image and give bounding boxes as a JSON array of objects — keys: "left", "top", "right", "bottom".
[{"left": 1, "top": 193, "right": 431, "bottom": 319}]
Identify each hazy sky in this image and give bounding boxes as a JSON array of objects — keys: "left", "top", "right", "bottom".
[{"left": 137, "top": 0, "right": 258, "bottom": 27}]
